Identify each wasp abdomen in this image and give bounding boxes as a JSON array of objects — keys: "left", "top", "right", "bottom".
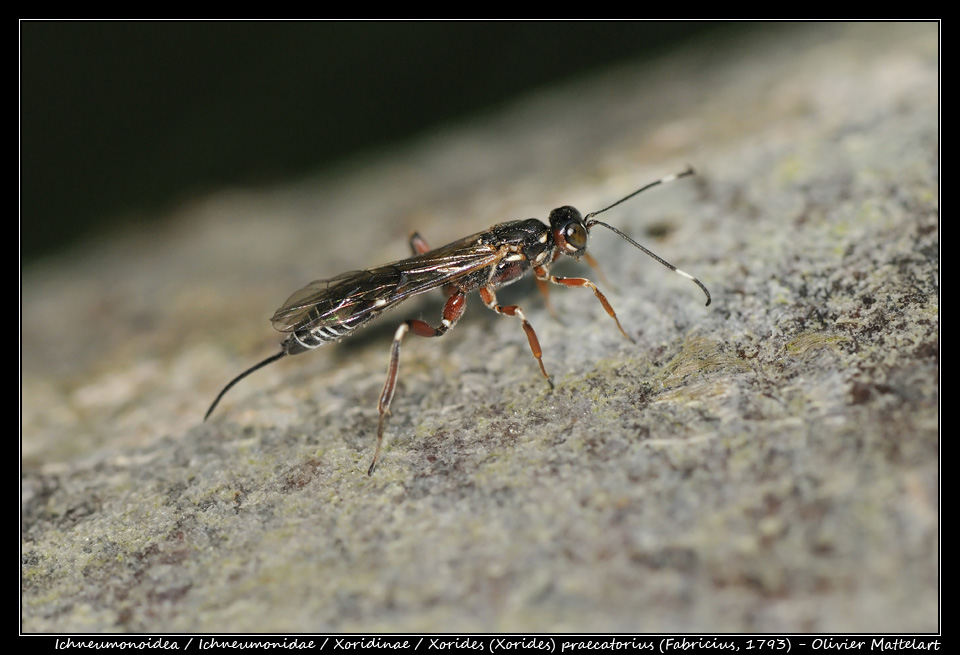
[{"left": 285, "top": 322, "right": 355, "bottom": 354}]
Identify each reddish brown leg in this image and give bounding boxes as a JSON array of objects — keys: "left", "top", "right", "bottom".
[
  {"left": 409, "top": 232, "right": 431, "bottom": 255},
  {"left": 369, "top": 290, "right": 467, "bottom": 475},
  {"left": 478, "top": 286, "right": 554, "bottom": 389},
  {"left": 545, "top": 275, "right": 634, "bottom": 343},
  {"left": 582, "top": 252, "right": 612, "bottom": 288},
  {"left": 410, "top": 232, "right": 459, "bottom": 299},
  {"left": 535, "top": 277, "right": 559, "bottom": 320}
]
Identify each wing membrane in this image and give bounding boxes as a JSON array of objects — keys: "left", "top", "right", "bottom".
[{"left": 270, "top": 234, "right": 499, "bottom": 333}]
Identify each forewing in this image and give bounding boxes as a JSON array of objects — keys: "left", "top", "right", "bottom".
[
  {"left": 270, "top": 234, "right": 500, "bottom": 333},
  {"left": 389, "top": 234, "right": 500, "bottom": 294},
  {"left": 270, "top": 269, "right": 399, "bottom": 333}
]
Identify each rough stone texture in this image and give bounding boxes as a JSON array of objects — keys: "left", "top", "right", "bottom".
[{"left": 22, "top": 23, "right": 938, "bottom": 632}]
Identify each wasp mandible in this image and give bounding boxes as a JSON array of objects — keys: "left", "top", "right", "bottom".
[{"left": 205, "top": 168, "right": 711, "bottom": 475}]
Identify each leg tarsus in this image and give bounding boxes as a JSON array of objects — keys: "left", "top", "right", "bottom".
[
  {"left": 479, "top": 286, "right": 553, "bottom": 387},
  {"left": 548, "top": 275, "right": 635, "bottom": 343},
  {"left": 367, "top": 291, "right": 467, "bottom": 475},
  {"left": 369, "top": 323, "right": 407, "bottom": 476}
]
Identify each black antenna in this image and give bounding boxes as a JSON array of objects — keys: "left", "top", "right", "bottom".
[
  {"left": 204, "top": 350, "right": 287, "bottom": 421},
  {"left": 585, "top": 167, "right": 710, "bottom": 306}
]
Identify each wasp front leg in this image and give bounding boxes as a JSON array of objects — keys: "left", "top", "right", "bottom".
[
  {"left": 534, "top": 277, "right": 560, "bottom": 320},
  {"left": 478, "top": 286, "right": 554, "bottom": 389},
  {"left": 534, "top": 266, "right": 634, "bottom": 343},
  {"left": 369, "top": 289, "right": 467, "bottom": 475},
  {"left": 534, "top": 253, "right": 608, "bottom": 321}
]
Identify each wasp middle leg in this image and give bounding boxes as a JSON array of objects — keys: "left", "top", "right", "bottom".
[
  {"left": 369, "top": 289, "right": 467, "bottom": 475},
  {"left": 478, "top": 286, "right": 554, "bottom": 389}
]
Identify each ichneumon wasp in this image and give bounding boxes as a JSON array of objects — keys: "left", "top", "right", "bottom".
[{"left": 205, "top": 168, "right": 711, "bottom": 475}]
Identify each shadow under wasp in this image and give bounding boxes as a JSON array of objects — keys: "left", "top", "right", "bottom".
[{"left": 205, "top": 168, "right": 711, "bottom": 475}]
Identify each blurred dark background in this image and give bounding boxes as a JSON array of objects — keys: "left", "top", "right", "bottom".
[{"left": 21, "top": 22, "right": 737, "bottom": 264}]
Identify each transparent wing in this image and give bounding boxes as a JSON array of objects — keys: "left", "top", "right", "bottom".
[
  {"left": 270, "top": 234, "right": 500, "bottom": 333},
  {"left": 270, "top": 269, "right": 396, "bottom": 333}
]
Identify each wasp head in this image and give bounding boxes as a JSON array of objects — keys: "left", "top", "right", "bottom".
[{"left": 548, "top": 206, "right": 589, "bottom": 259}]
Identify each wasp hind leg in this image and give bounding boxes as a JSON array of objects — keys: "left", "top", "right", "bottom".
[
  {"left": 409, "top": 232, "right": 431, "bottom": 255},
  {"left": 369, "top": 289, "right": 467, "bottom": 475},
  {"left": 411, "top": 231, "right": 461, "bottom": 300}
]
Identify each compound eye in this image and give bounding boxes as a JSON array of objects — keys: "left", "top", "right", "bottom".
[{"left": 563, "top": 222, "right": 587, "bottom": 251}]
